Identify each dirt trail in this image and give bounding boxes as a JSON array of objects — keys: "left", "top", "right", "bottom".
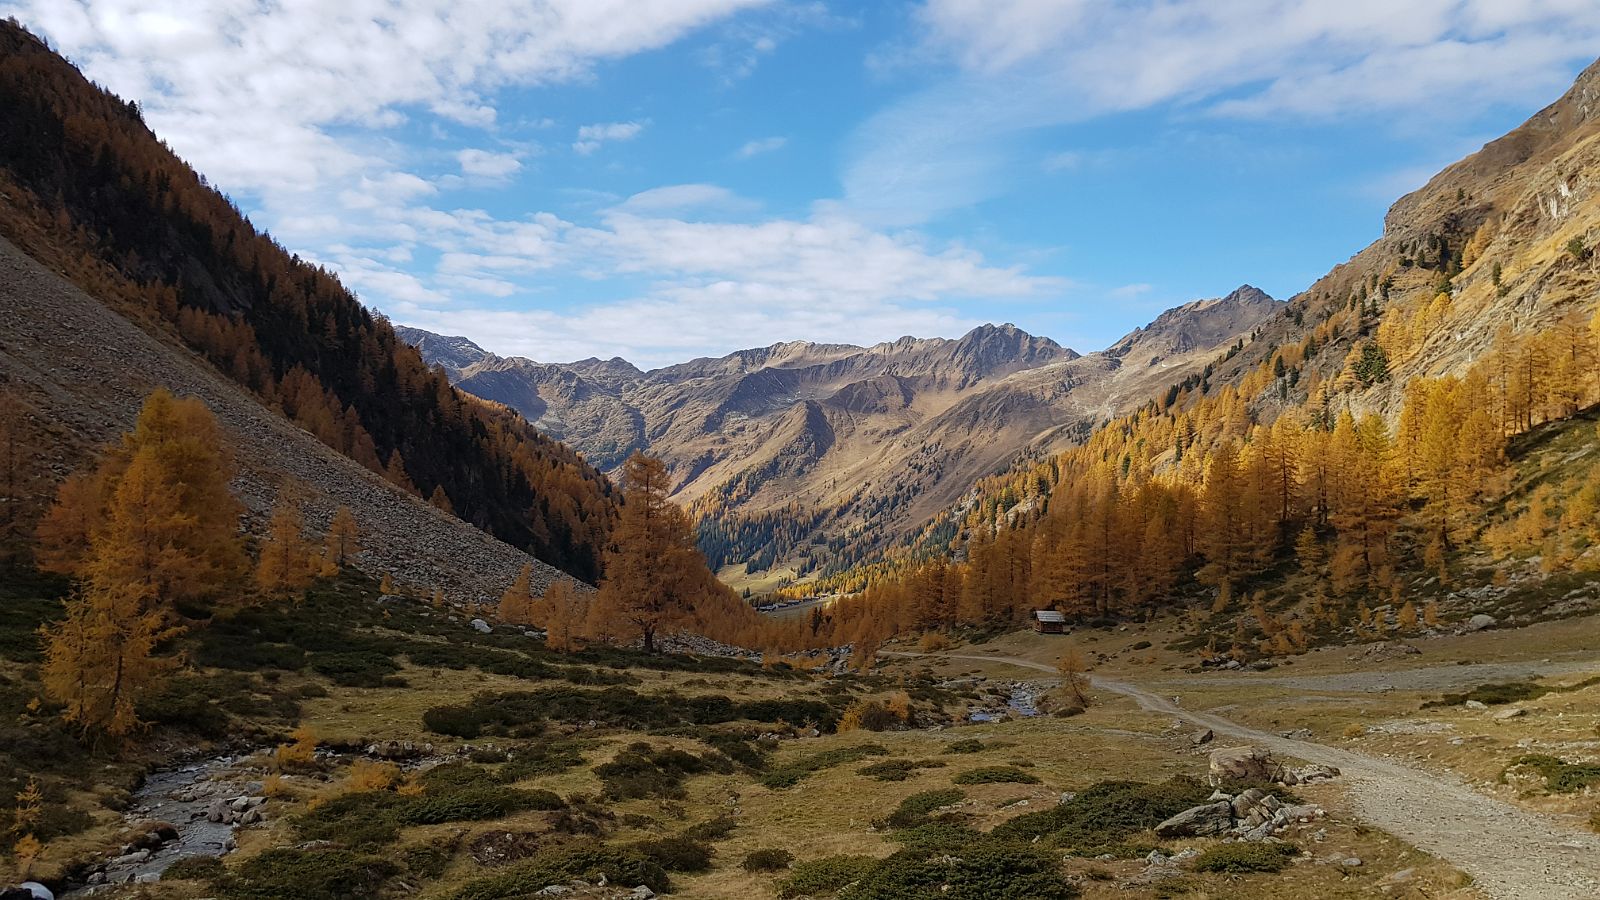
[{"left": 910, "top": 652, "right": 1600, "bottom": 900}]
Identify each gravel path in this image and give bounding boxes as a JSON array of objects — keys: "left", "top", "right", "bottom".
[{"left": 914, "top": 652, "right": 1600, "bottom": 900}]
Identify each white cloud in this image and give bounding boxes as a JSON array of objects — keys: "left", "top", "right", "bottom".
[
  {"left": 736, "top": 136, "right": 787, "bottom": 158},
  {"left": 456, "top": 148, "right": 523, "bottom": 179},
  {"left": 573, "top": 120, "right": 646, "bottom": 155},
  {"left": 4, "top": 0, "right": 762, "bottom": 198},
  {"left": 840, "top": 0, "right": 1600, "bottom": 225},
  {"left": 616, "top": 184, "right": 758, "bottom": 215}
]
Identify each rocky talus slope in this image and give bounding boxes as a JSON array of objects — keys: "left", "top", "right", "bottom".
[{"left": 0, "top": 235, "right": 577, "bottom": 602}]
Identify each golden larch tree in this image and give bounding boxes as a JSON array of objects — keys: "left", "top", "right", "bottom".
[
  {"left": 325, "top": 505, "right": 360, "bottom": 568},
  {"left": 498, "top": 563, "right": 535, "bottom": 625},
  {"left": 593, "top": 453, "right": 703, "bottom": 653},
  {"left": 256, "top": 495, "right": 316, "bottom": 597}
]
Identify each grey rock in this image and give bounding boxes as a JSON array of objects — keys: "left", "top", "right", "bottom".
[
  {"left": 1493, "top": 707, "right": 1527, "bottom": 720},
  {"left": 1156, "top": 801, "right": 1235, "bottom": 837},
  {"left": 1466, "top": 614, "right": 1497, "bottom": 632},
  {"left": 1466, "top": 700, "right": 1488, "bottom": 710},
  {"left": 1189, "top": 728, "right": 1214, "bottom": 746},
  {"left": 1210, "top": 746, "right": 1281, "bottom": 783},
  {"left": 470, "top": 618, "right": 493, "bottom": 634}
]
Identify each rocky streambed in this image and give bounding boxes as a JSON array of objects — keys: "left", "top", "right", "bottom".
[{"left": 70, "top": 754, "right": 269, "bottom": 892}]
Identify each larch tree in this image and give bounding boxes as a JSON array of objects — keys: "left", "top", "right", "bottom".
[
  {"left": 498, "top": 563, "right": 535, "bottom": 625},
  {"left": 256, "top": 495, "right": 316, "bottom": 598},
  {"left": 539, "top": 580, "right": 586, "bottom": 652},
  {"left": 35, "top": 390, "right": 244, "bottom": 739},
  {"left": 594, "top": 453, "right": 703, "bottom": 654},
  {"left": 325, "top": 505, "right": 360, "bottom": 568}
]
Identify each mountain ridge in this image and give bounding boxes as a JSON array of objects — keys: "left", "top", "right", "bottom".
[{"left": 399, "top": 287, "right": 1281, "bottom": 581}]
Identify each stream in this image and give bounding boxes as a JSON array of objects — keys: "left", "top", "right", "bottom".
[{"left": 70, "top": 754, "right": 263, "bottom": 892}]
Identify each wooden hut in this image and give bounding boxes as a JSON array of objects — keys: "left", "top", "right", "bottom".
[{"left": 1031, "top": 609, "right": 1067, "bottom": 634}]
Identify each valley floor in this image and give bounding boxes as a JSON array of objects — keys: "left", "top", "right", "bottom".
[{"left": 882, "top": 615, "right": 1600, "bottom": 900}]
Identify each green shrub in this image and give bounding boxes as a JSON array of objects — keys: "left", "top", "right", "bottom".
[
  {"left": 777, "top": 856, "right": 879, "bottom": 898},
  {"left": 1191, "top": 842, "right": 1298, "bottom": 873},
  {"left": 293, "top": 791, "right": 408, "bottom": 848},
  {"left": 631, "top": 836, "right": 714, "bottom": 872},
  {"left": 760, "top": 744, "right": 890, "bottom": 789},
  {"left": 881, "top": 788, "right": 965, "bottom": 829},
  {"left": 453, "top": 846, "right": 669, "bottom": 899},
  {"left": 162, "top": 855, "right": 226, "bottom": 882},
  {"left": 953, "top": 766, "right": 1040, "bottom": 785},
  {"left": 682, "top": 815, "right": 738, "bottom": 842},
  {"left": 943, "top": 739, "right": 985, "bottom": 754},
  {"left": 423, "top": 687, "right": 838, "bottom": 739},
  {"left": 989, "top": 777, "right": 1211, "bottom": 854},
  {"left": 743, "top": 848, "right": 794, "bottom": 872},
  {"left": 839, "top": 841, "right": 1077, "bottom": 900},
  {"left": 308, "top": 651, "right": 401, "bottom": 687},
  {"left": 399, "top": 787, "right": 563, "bottom": 824},
  {"left": 594, "top": 744, "right": 730, "bottom": 800},
  {"left": 499, "top": 742, "right": 588, "bottom": 780},
  {"left": 886, "top": 823, "right": 982, "bottom": 851},
  {"left": 221, "top": 848, "right": 399, "bottom": 900},
  {"left": 1507, "top": 754, "right": 1600, "bottom": 793},
  {"left": 857, "top": 759, "right": 946, "bottom": 782}
]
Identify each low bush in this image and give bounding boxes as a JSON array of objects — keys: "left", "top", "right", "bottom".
[
  {"left": 220, "top": 847, "right": 399, "bottom": 900},
  {"left": 452, "top": 846, "right": 669, "bottom": 899},
  {"left": 682, "top": 815, "right": 738, "bottom": 842},
  {"left": 161, "top": 855, "right": 226, "bottom": 882},
  {"left": 308, "top": 651, "right": 401, "bottom": 688},
  {"left": 499, "top": 742, "right": 588, "bottom": 781},
  {"left": 880, "top": 788, "right": 965, "bottom": 829},
  {"left": 989, "top": 777, "right": 1211, "bottom": 855},
  {"left": 857, "top": 759, "right": 947, "bottom": 782},
  {"left": 1506, "top": 754, "right": 1600, "bottom": 793},
  {"left": 942, "top": 739, "right": 985, "bottom": 754},
  {"left": 743, "top": 848, "right": 794, "bottom": 872},
  {"left": 1191, "top": 842, "right": 1298, "bottom": 873},
  {"left": 400, "top": 787, "right": 563, "bottom": 824},
  {"left": 760, "top": 744, "right": 890, "bottom": 789},
  {"left": 423, "top": 687, "right": 839, "bottom": 739},
  {"left": 777, "top": 856, "right": 879, "bottom": 899},
  {"left": 1423, "top": 676, "right": 1600, "bottom": 709},
  {"left": 631, "top": 836, "right": 714, "bottom": 872},
  {"left": 886, "top": 822, "right": 983, "bottom": 851},
  {"left": 838, "top": 841, "right": 1077, "bottom": 900},
  {"left": 953, "top": 766, "right": 1040, "bottom": 785},
  {"left": 594, "top": 744, "right": 732, "bottom": 800}
]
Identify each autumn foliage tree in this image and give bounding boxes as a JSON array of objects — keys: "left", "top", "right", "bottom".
[
  {"left": 325, "top": 505, "right": 360, "bottom": 568},
  {"left": 498, "top": 564, "right": 535, "bottom": 625},
  {"left": 538, "top": 580, "right": 587, "bottom": 653},
  {"left": 37, "top": 390, "right": 245, "bottom": 739},
  {"left": 592, "top": 453, "right": 705, "bottom": 653},
  {"left": 255, "top": 495, "right": 317, "bottom": 598}
]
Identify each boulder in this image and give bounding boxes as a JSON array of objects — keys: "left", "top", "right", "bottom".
[
  {"left": 1189, "top": 728, "right": 1214, "bottom": 746},
  {"left": 1465, "top": 700, "right": 1487, "bottom": 710},
  {"left": 1209, "top": 746, "right": 1281, "bottom": 783},
  {"left": 1155, "top": 801, "right": 1235, "bottom": 837},
  {"left": 1466, "top": 614, "right": 1497, "bottom": 632},
  {"left": 470, "top": 618, "right": 493, "bottom": 634},
  {"left": 1493, "top": 707, "right": 1527, "bottom": 720}
]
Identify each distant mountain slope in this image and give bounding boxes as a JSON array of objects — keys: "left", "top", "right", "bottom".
[
  {"left": 885, "top": 54, "right": 1600, "bottom": 585},
  {"left": 399, "top": 286, "right": 1280, "bottom": 579},
  {"left": 0, "top": 21, "right": 614, "bottom": 581},
  {"left": 0, "top": 235, "right": 577, "bottom": 602}
]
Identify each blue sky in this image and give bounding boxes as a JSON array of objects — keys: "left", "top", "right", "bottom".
[{"left": 11, "top": 2, "right": 1600, "bottom": 367}]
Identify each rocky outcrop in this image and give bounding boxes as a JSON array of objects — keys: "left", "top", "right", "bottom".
[
  {"left": 0, "top": 236, "right": 580, "bottom": 604},
  {"left": 1157, "top": 787, "right": 1327, "bottom": 841}
]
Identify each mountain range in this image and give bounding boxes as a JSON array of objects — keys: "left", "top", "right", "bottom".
[{"left": 398, "top": 285, "right": 1282, "bottom": 582}]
